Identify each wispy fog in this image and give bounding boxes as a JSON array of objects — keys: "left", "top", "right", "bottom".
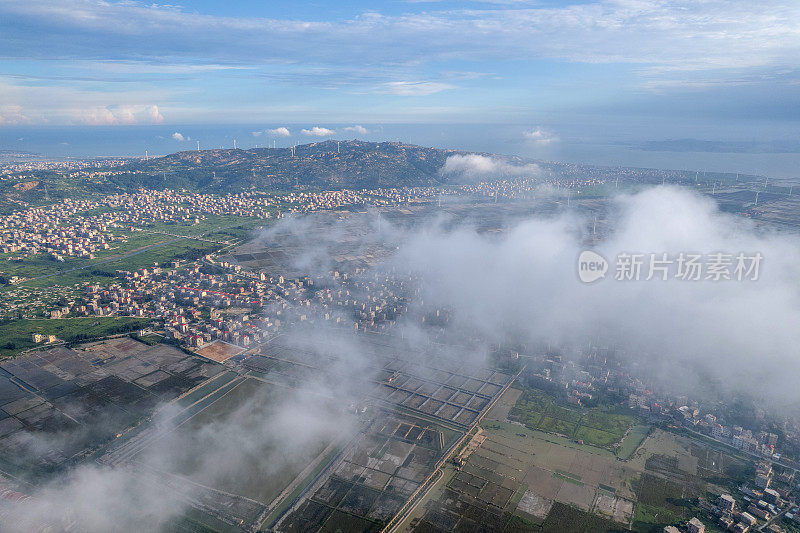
[{"left": 3, "top": 185, "right": 800, "bottom": 530}]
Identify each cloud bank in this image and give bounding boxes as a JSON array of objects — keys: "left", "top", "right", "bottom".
[
  {"left": 301, "top": 126, "right": 335, "bottom": 137},
  {"left": 344, "top": 125, "right": 368, "bottom": 135},
  {"left": 3, "top": 185, "right": 800, "bottom": 531},
  {"left": 440, "top": 154, "right": 541, "bottom": 181},
  {"left": 382, "top": 81, "right": 454, "bottom": 96},
  {"left": 523, "top": 127, "right": 558, "bottom": 145},
  {"left": 391, "top": 187, "right": 800, "bottom": 408},
  {"left": 268, "top": 127, "right": 291, "bottom": 137},
  {"left": 80, "top": 104, "right": 163, "bottom": 126}
]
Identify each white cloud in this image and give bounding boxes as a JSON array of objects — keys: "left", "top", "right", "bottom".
[
  {"left": 5, "top": 0, "right": 796, "bottom": 77},
  {"left": 523, "top": 127, "right": 558, "bottom": 145},
  {"left": 0, "top": 104, "right": 31, "bottom": 125},
  {"left": 146, "top": 104, "right": 164, "bottom": 124},
  {"left": 440, "top": 154, "right": 540, "bottom": 181},
  {"left": 382, "top": 81, "right": 454, "bottom": 96},
  {"left": 268, "top": 127, "right": 291, "bottom": 137},
  {"left": 301, "top": 126, "right": 335, "bottom": 137},
  {"left": 253, "top": 127, "right": 291, "bottom": 137},
  {"left": 392, "top": 187, "right": 800, "bottom": 406},
  {"left": 1, "top": 1, "right": 798, "bottom": 123},
  {"left": 343, "top": 125, "right": 368, "bottom": 135},
  {"left": 171, "top": 132, "right": 184, "bottom": 141},
  {"left": 80, "top": 104, "right": 164, "bottom": 126}
]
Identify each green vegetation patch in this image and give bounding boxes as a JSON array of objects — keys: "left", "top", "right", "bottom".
[
  {"left": 553, "top": 471, "right": 584, "bottom": 486},
  {"left": 319, "top": 509, "right": 381, "bottom": 533},
  {"left": 631, "top": 502, "right": 682, "bottom": 532},
  {"left": 547, "top": 404, "right": 583, "bottom": 425},
  {"left": 509, "top": 387, "right": 637, "bottom": 450},
  {"left": 536, "top": 416, "right": 577, "bottom": 437},
  {"left": 503, "top": 513, "right": 542, "bottom": 532},
  {"left": 0, "top": 317, "right": 148, "bottom": 357},
  {"left": 540, "top": 502, "right": 624, "bottom": 533},
  {"left": 635, "top": 472, "right": 700, "bottom": 523},
  {"left": 616, "top": 425, "right": 651, "bottom": 460},
  {"left": 575, "top": 425, "right": 619, "bottom": 448},
  {"left": 581, "top": 410, "right": 636, "bottom": 435}
]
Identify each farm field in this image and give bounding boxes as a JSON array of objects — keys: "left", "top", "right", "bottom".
[
  {"left": 508, "top": 388, "right": 637, "bottom": 452},
  {"left": 0, "top": 317, "right": 149, "bottom": 357},
  {"left": 402, "top": 382, "right": 751, "bottom": 533},
  {"left": 140, "top": 377, "right": 342, "bottom": 506},
  {"left": 278, "top": 410, "right": 450, "bottom": 533},
  {"left": 617, "top": 426, "right": 652, "bottom": 460},
  {"left": 2, "top": 214, "right": 260, "bottom": 291}
]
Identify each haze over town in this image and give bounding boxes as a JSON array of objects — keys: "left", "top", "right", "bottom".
[{"left": 1, "top": 2, "right": 799, "bottom": 533}]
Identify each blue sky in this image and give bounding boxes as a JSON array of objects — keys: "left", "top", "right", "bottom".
[{"left": 0, "top": 0, "right": 799, "bottom": 152}]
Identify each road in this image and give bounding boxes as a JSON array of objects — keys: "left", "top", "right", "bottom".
[{"left": 679, "top": 425, "right": 799, "bottom": 473}]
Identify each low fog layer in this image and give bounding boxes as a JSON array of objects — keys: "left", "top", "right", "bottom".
[
  {"left": 440, "top": 154, "right": 541, "bottom": 182},
  {"left": 3, "top": 185, "right": 799, "bottom": 530},
  {"left": 392, "top": 187, "right": 800, "bottom": 407},
  {"left": 1, "top": 358, "right": 359, "bottom": 531}
]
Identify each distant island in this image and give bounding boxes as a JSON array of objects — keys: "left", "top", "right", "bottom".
[{"left": 631, "top": 139, "right": 800, "bottom": 154}]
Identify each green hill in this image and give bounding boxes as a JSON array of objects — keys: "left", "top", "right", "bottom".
[{"left": 111, "top": 139, "right": 464, "bottom": 191}]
